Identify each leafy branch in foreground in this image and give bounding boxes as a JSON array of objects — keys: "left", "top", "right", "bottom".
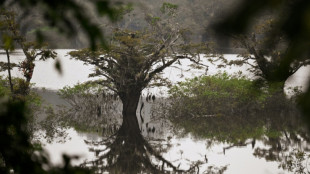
[
  {"left": 217, "top": 18, "right": 310, "bottom": 92},
  {"left": 0, "top": 0, "right": 124, "bottom": 49},
  {"left": 0, "top": 9, "right": 57, "bottom": 96},
  {"left": 0, "top": 96, "right": 92, "bottom": 174}
]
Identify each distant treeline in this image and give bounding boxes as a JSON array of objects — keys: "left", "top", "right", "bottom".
[{"left": 11, "top": 0, "right": 247, "bottom": 53}]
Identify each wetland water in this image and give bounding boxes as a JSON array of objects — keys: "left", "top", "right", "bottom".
[{"left": 1, "top": 50, "right": 310, "bottom": 173}]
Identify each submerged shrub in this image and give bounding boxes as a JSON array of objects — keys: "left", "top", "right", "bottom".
[
  {"left": 168, "top": 73, "right": 302, "bottom": 143},
  {"left": 169, "top": 72, "right": 268, "bottom": 118}
]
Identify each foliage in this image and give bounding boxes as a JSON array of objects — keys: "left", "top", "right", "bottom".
[
  {"left": 0, "top": 9, "right": 57, "bottom": 95},
  {"left": 59, "top": 81, "right": 105, "bottom": 100},
  {"left": 67, "top": 5, "right": 216, "bottom": 173},
  {"left": 214, "top": 0, "right": 310, "bottom": 126},
  {"left": 0, "top": 0, "right": 122, "bottom": 49},
  {"left": 204, "top": 165, "right": 228, "bottom": 174},
  {"left": 280, "top": 149, "right": 310, "bottom": 174},
  {"left": 166, "top": 74, "right": 309, "bottom": 174},
  {"left": 0, "top": 98, "right": 92, "bottom": 174},
  {"left": 69, "top": 4, "right": 212, "bottom": 101},
  {"left": 0, "top": 75, "right": 11, "bottom": 97},
  {"left": 0, "top": 75, "right": 41, "bottom": 106},
  {"left": 0, "top": 75, "right": 68, "bottom": 143},
  {"left": 217, "top": 17, "right": 310, "bottom": 86},
  {"left": 169, "top": 72, "right": 268, "bottom": 118},
  {"left": 168, "top": 73, "right": 303, "bottom": 144},
  {"left": 0, "top": 1, "right": 144, "bottom": 173},
  {"left": 0, "top": 0, "right": 240, "bottom": 48},
  {"left": 0, "top": 73, "right": 92, "bottom": 173},
  {"left": 97, "top": 0, "right": 237, "bottom": 47},
  {"left": 160, "top": 2, "right": 178, "bottom": 16}
]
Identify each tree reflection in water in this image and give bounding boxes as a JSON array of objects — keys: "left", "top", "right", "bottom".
[
  {"left": 169, "top": 93, "right": 310, "bottom": 173},
  {"left": 57, "top": 83, "right": 309, "bottom": 173},
  {"left": 58, "top": 90, "right": 214, "bottom": 173},
  {"left": 82, "top": 123, "right": 188, "bottom": 174}
]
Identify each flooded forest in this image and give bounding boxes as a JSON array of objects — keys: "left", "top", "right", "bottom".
[{"left": 1, "top": 0, "right": 310, "bottom": 174}]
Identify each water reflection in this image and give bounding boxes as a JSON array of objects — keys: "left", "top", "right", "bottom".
[
  {"left": 83, "top": 125, "right": 184, "bottom": 173},
  {"left": 55, "top": 86, "right": 310, "bottom": 173},
  {"left": 57, "top": 89, "right": 224, "bottom": 173},
  {"left": 169, "top": 93, "right": 310, "bottom": 172},
  {"left": 58, "top": 87, "right": 122, "bottom": 135}
]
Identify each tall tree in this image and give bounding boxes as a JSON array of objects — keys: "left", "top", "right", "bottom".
[
  {"left": 69, "top": 2, "right": 212, "bottom": 153},
  {"left": 214, "top": 0, "right": 310, "bottom": 121},
  {"left": 218, "top": 18, "right": 310, "bottom": 91}
]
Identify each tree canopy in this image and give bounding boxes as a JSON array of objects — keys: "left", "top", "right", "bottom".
[
  {"left": 69, "top": 4, "right": 212, "bottom": 99},
  {"left": 68, "top": 4, "right": 213, "bottom": 173},
  {"left": 218, "top": 18, "right": 310, "bottom": 89},
  {"left": 215, "top": 0, "right": 310, "bottom": 120}
]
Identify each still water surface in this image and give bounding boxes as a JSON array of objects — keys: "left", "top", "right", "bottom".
[{"left": 1, "top": 50, "right": 310, "bottom": 173}]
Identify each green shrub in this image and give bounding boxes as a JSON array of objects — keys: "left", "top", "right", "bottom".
[
  {"left": 167, "top": 73, "right": 303, "bottom": 143},
  {"left": 169, "top": 72, "right": 268, "bottom": 118}
]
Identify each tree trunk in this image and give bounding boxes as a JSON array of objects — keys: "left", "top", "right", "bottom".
[
  {"left": 5, "top": 49, "right": 13, "bottom": 93},
  {"left": 97, "top": 89, "right": 180, "bottom": 173},
  {"left": 120, "top": 89, "right": 142, "bottom": 135},
  {"left": 110, "top": 89, "right": 145, "bottom": 173}
]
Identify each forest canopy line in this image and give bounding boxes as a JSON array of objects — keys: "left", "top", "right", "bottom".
[{"left": 0, "top": 0, "right": 241, "bottom": 50}]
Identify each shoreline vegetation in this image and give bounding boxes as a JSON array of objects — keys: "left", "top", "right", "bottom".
[{"left": 31, "top": 72, "right": 303, "bottom": 132}]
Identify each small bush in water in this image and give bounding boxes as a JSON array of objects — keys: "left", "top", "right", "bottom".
[{"left": 169, "top": 72, "right": 268, "bottom": 118}]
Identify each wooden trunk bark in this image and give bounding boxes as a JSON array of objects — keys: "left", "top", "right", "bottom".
[
  {"left": 101, "top": 89, "right": 178, "bottom": 173},
  {"left": 110, "top": 90, "right": 149, "bottom": 173},
  {"left": 120, "top": 90, "right": 141, "bottom": 135},
  {"left": 5, "top": 49, "right": 13, "bottom": 93}
]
